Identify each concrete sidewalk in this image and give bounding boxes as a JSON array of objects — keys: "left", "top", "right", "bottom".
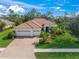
[
  {"left": 0, "top": 48, "right": 5, "bottom": 52},
  {"left": 35, "top": 48, "right": 79, "bottom": 52},
  {"left": 0, "top": 38, "right": 38, "bottom": 59}
]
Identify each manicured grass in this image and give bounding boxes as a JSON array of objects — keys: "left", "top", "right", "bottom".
[
  {"left": 35, "top": 52, "right": 79, "bottom": 59},
  {"left": 36, "top": 42, "right": 79, "bottom": 48},
  {"left": 0, "top": 29, "right": 14, "bottom": 47}
]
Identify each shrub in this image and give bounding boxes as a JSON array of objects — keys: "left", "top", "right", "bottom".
[
  {"left": 50, "top": 26, "right": 65, "bottom": 39},
  {"left": 52, "top": 33, "right": 76, "bottom": 48},
  {"left": 39, "top": 38, "right": 45, "bottom": 44},
  {"left": 7, "top": 31, "right": 15, "bottom": 39},
  {"left": 39, "top": 32, "right": 50, "bottom": 44}
]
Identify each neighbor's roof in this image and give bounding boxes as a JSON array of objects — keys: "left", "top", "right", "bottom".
[
  {"left": 0, "top": 19, "right": 14, "bottom": 25},
  {"left": 16, "top": 18, "right": 55, "bottom": 29}
]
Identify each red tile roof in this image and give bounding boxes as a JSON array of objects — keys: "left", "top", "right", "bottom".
[{"left": 16, "top": 18, "right": 55, "bottom": 29}]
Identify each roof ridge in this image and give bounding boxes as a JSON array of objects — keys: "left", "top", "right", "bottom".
[
  {"left": 31, "top": 20, "right": 42, "bottom": 28},
  {"left": 16, "top": 18, "right": 55, "bottom": 29},
  {"left": 26, "top": 22, "right": 33, "bottom": 28}
]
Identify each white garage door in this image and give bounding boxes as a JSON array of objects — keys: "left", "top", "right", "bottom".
[
  {"left": 16, "top": 29, "right": 41, "bottom": 37},
  {"left": 33, "top": 30, "right": 41, "bottom": 36},
  {"left": 16, "top": 29, "right": 32, "bottom": 36}
]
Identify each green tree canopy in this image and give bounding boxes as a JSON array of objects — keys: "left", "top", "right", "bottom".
[{"left": 0, "top": 20, "right": 6, "bottom": 31}]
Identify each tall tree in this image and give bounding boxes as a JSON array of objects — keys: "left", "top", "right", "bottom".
[
  {"left": 24, "top": 8, "right": 37, "bottom": 22},
  {"left": 8, "top": 9, "right": 23, "bottom": 26}
]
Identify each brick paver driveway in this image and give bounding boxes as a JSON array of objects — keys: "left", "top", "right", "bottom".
[{"left": 0, "top": 37, "right": 39, "bottom": 59}]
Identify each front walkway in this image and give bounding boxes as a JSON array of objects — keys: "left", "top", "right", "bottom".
[{"left": 0, "top": 37, "right": 39, "bottom": 59}]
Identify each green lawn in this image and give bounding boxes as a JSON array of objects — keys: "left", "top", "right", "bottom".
[
  {"left": 36, "top": 42, "right": 79, "bottom": 48},
  {"left": 0, "top": 29, "right": 13, "bottom": 47},
  {"left": 35, "top": 52, "right": 79, "bottom": 59}
]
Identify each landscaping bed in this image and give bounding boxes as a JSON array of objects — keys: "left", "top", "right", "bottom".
[
  {"left": 36, "top": 33, "right": 79, "bottom": 48},
  {"left": 35, "top": 52, "right": 79, "bottom": 59}
]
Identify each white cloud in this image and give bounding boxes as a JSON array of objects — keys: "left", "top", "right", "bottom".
[
  {"left": 56, "top": 7, "right": 60, "bottom": 9},
  {"left": 50, "top": 6, "right": 65, "bottom": 12},
  {"left": 50, "top": 7, "right": 60, "bottom": 10},
  {"left": 39, "top": 4, "right": 46, "bottom": 6},
  {"left": 7, "top": 5, "right": 25, "bottom": 13},
  {"left": 58, "top": 4, "right": 64, "bottom": 6},
  {"left": 0, "top": 0, "right": 46, "bottom": 15},
  {"left": 75, "top": 12, "right": 79, "bottom": 16},
  {"left": 0, "top": 5, "right": 7, "bottom": 11},
  {"left": 4, "top": 0, "right": 12, "bottom": 2},
  {"left": 59, "top": 9, "right": 66, "bottom": 12}
]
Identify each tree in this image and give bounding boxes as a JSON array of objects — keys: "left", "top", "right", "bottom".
[
  {"left": 40, "top": 32, "right": 50, "bottom": 44},
  {"left": 69, "top": 16, "right": 79, "bottom": 37},
  {"left": 24, "top": 8, "right": 37, "bottom": 22},
  {"left": 0, "top": 20, "right": 6, "bottom": 31},
  {"left": 8, "top": 9, "right": 23, "bottom": 26},
  {"left": 50, "top": 26, "right": 65, "bottom": 39},
  {"left": 40, "top": 11, "right": 54, "bottom": 20},
  {"left": 46, "top": 11, "right": 53, "bottom": 19}
]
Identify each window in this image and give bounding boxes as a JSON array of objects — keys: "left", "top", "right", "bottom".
[
  {"left": 46, "top": 26, "right": 49, "bottom": 32},
  {"left": 18, "top": 30, "right": 30, "bottom": 32},
  {"left": 33, "top": 30, "right": 40, "bottom": 32},
  {"left": 41, "top": 24, "right": 44, "bottom": 31}
]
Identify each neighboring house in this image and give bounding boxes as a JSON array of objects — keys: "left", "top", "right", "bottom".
[
  {"left": 0, "top": 19, "right": 15, "bottom": 28},
  {"left": 15, "top": 18, "right": 57, "bottom": 37}
]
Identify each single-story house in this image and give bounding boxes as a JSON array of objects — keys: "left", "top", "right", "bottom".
[{"left": 15, "top": 18, "right": 57, "bottom": 37}]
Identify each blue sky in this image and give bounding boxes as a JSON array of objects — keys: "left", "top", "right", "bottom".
[{"left": 0, "top": 0, "right": 79, "bottom": 16}]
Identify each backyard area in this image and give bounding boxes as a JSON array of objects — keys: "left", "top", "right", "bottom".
[
  {"left": 35, "top": 52, "right": 79, "bottom": 59},
  {"left": 0, "top": 29, "right": 14, "bottom": 47}
]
